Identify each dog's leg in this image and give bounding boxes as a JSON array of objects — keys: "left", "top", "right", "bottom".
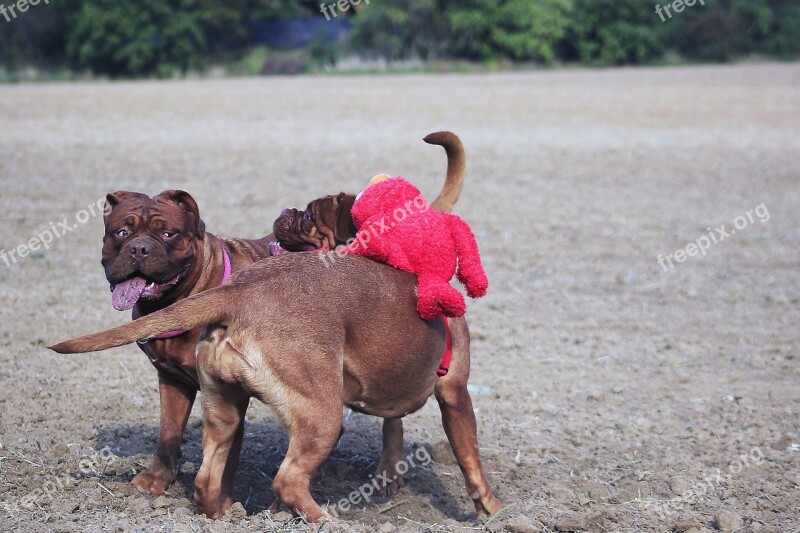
[
  {"left": 434, "top": 318, "right": 502, "bottom": 517},
  {"left": 193, "top": 382, "right": 249, "bottom": 519},
  {"left": 193, "top": 333, "right": 251, "bottom": 519},
  {"left": 132, "top": 374, "right": 196, "bottom": 495},
  {"left": 271, "top": 403, "right": 342, "bottom": 521},
  {"left": 375, "top": 418, "right": 406, "bottom": 496},
  {"left": 219, "top": 416, "right": 246, "bottom": 513}
]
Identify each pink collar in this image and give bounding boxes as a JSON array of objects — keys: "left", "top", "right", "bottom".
[
  {"left": 135, "top": 248, "right": 231, "bottom": 341},
  {"left": 221, "top": 248, "right": 232, "bottom": 281}
]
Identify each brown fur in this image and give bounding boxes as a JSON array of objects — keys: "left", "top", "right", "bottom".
[
  {"left": 103, "top": 133, "right": 464, "bottom": 494},
  {"left": 51, "top": 254, "right": 501, "bottom": 522}
]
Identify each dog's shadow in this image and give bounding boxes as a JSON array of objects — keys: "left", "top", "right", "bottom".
[{"left": 95, "top": 411, "right": 467, "bottom": 520}]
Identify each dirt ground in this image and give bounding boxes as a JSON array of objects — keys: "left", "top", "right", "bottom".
[{"left": 1, "top": 63, "right": 798, "bottom": 532}]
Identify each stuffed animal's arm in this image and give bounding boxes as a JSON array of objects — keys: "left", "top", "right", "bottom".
[{"left": 448, "top": 215, "right": 488, "bottom": 298}]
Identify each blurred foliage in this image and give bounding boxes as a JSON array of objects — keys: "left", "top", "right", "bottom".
[
  {"left": 670, "top": 0, "right": 775, "bottom": 61},
  {"left": 66, "top": 0, "right": 207, "bottom": 77},
  {"left": 446, "top": 0, "right": 572, "bottom": 63},
  {"left": 765, "top": 0, "right": 800, "bottom": 57},
  {"left": 0, "top": 0, "right": 71, "bottom": 70},
  {"left": 0, "top": 0, "right": 798, "bottom": 78},
  {"left": 567, "top": 0, "right": 667, "bottom": 64},
  {"left": 347, "top": 0, "right": 448, "bottom": 60}
]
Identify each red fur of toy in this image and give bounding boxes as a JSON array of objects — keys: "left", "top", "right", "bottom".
[{"left": 345, "top": 177, "right": 488, "bottom": 320}]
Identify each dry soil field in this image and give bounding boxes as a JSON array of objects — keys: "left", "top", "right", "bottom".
[{"left": 0, "top": 64, "right": 799, "bottom": 532}]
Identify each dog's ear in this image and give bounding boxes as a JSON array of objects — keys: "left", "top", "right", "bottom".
[
  {"left": 334, "top": 193, "right": 358, "bottom": 244},
  {"left": 160, "top": 190, "right": 206, "bottom": 239},
  {"left": 104, "top": 191, "right": 149, "bottom": 222}
]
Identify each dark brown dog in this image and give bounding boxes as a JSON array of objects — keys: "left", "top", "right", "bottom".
[
  {"left": 273, "top": 132, "right": 465, "bottom": 252},
  {"left": 98, "top": 189, "right": 276, "bottom": 495},
  {"left": 82, "top": 132, "right": 466, "bottom": 498},
  {"left": 51, "top": 254, "right": 502, "bottom": 522}
]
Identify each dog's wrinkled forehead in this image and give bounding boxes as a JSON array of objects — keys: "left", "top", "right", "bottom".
[
  {"left": 150, "top": 194, "right": 194, "bottom": 221},
  {"left": 103, "top": 192, "right": 145, "bottom": 225},
  {"left": 105, "top": 195, "right": 179, "bottom": 226},
  {"left": 104, "top": 190, "right": 204, "bottom": 237}
]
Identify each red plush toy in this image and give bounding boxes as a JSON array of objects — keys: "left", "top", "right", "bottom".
[{"left": 345, "top": 175, "right": 488, "bottom": 320}]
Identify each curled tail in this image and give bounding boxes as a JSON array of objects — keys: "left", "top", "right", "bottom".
[
  {"left": 448, "top": 215, "right": 488, "bottom": 299},
  {"left": 425, "top": 131, "right": 465, "bottom": 213},
  {"left": 49, "top": 285, "right": 235, "bottom": 354}
]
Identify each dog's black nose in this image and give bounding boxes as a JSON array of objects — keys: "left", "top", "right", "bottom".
[{"left": 128, "top": 239, "right": 151, "bottom": 258}]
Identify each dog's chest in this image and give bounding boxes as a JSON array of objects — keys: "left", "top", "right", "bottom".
[{"left": 138, "top": 340, "right": 199, "bottom": 388}]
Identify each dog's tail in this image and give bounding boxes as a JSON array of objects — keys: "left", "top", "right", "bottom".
[
  {"left": 49, "top": 285, "right": 235, "bottom": 354},
  {"left": 425, "top": 131, "right": 465, "bottom": 213}
]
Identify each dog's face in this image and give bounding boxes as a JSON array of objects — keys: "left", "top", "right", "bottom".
[
  {"left": 273, "top": 193, "right": 357, "bottom": 251},
  {"left": 101, "top": 190, "right": 206, "bottom": 311},
  {"left": 272, "top": 207, "right": 320, "bottom": 251}
]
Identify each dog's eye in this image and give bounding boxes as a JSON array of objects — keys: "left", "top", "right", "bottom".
[
  {"left": 115, "top": 229, "right": 129, "bottom": 239},
  {"left": 162, "top": 231, "right": 176, "bottom": 239},
  {"left": 303, "top": 212, "right": 313, "bottom": 222}
]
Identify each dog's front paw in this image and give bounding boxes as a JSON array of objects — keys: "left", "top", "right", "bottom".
[
  {"left": 385, "top": 474, "right": 406, "bottom": 497},
  {"left": 373, "top": 460, "right": 406, "bottom": 497},
  {"left": 132, "top": 465, "right": 175, "bottom": 495}
]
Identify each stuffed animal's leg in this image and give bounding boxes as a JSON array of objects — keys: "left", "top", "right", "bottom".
[{"left": 417, "top": 275, "right": 466, "bottom": 319}]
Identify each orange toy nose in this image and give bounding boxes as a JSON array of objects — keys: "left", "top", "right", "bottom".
[{"left": 369, "top": 174, "right": 392, "bottom": 187}]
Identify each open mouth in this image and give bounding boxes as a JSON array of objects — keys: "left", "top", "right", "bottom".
[{"left": 109, "top": 274, "right": 182, "bottom": 311}]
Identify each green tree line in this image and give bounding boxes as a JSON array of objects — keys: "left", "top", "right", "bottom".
[{"left": 1, "top": 0, "right": 798, "bottom": 78}]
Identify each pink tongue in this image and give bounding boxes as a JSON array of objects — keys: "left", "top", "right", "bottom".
[{"left": 112, "top": 277, "right": 147, "bottom": 311}]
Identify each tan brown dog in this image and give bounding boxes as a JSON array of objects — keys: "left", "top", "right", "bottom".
[
  {"left": 51, "top": 254, "right": 502, "bottom": 522},
  {"left": 270, "top": 131, "right": 467, "bottom": 497},
  {"left": 82, "top": 132, "right": 466, "bottom": 498}
]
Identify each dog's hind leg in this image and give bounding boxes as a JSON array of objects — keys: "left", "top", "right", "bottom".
[
  {"left": 271, "top": 398, "right": 342, "bottom": 521},
  {"left": 433, "top": 317, "right": 502, "bottom": 517},
  {"left": 193, "top": 333, "right": 250, "bottom": 519},
  {"left": 194, "top": 383, "right": 249, "bottom": 518},
  {"left": 219, "top": 414, "right": 246, "bottom": 513},
  {"left": 375, "top": 417, "right": 406, "bottom": 496}
]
